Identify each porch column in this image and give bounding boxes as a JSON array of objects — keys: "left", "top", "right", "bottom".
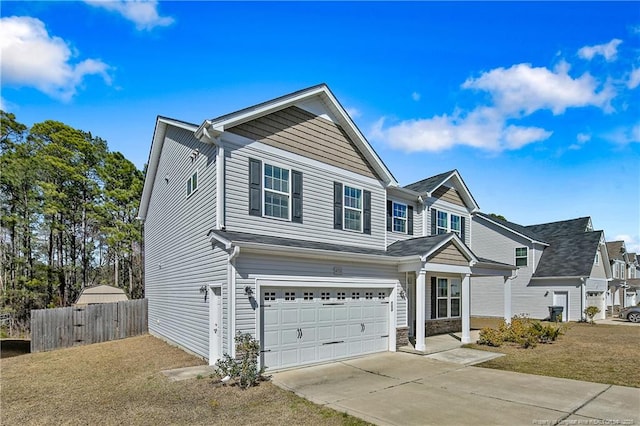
[
  {"left": 504, "top": 276, "right": 512, "bottom": 324},
  {"left": 415, "top": 269, "right": 426, "bottom": 352},
  {"left": 461, "top": 274, "right": 471, "bottom": 344}
]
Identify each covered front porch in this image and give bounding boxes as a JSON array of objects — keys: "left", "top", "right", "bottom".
[{"left": 394, "top": 234, "right": 516, "bottom": 352}]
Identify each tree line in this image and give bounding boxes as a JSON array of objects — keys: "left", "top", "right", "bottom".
[{"left": 1, "top": 111, "right": 144, "bottom": 332}]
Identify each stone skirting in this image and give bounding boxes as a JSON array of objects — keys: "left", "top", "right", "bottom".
[
  {"left": 395, "top": 326, "right": 409, "bottom": 348},
  {"left": 425, "top": 318, "right": 461, "bottom": 336}
]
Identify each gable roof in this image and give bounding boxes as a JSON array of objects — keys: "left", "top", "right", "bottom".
[
  {"left": 403, "top": 169, "right": 480, "bottom": 212},
  {"left": 75, "top": 285, "right": 129, "bottom": 305},
  {"left": 475, "top": 212, "right": 548, "bottom": 244},
  {"left": 533, "top": 231, "right": 604, "bottom": 278},
  {"left": 606, "top": 241, "right": 627, "bottom": 261},
  {"left": 524, "top": 217, "right": 592, "bottom": 239},
  {"left": 195, "top": 84, "right": 397, "bottom": 186}
]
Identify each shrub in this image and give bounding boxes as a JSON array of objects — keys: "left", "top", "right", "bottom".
[
  {"left": 214, "top": 332, "right": 266, "bottom": 389},
  {"left": 478, "top": 327, "right": 504, "bottom": 347},
  {"left": 584, "top": 306, "right": 600, "bottom": 324}
]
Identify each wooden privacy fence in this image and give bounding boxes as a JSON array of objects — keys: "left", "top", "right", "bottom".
[{"left": 30, "top": 299, "right": 148, "bottom": 353}]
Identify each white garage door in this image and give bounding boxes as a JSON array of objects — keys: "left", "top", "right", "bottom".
[{"left": 261, "top": 286, "right": 391, "bottom": 370}]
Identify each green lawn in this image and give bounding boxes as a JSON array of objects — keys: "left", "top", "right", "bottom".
[
  {"left": 466, "top": 321, "right": 640, "bottom": 387},
  {"left": 1, "top": 334, "right": 370, "bottom": 425}
]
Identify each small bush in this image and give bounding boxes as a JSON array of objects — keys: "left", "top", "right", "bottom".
[
  {"left": 584, "top": 306, "right": 600, "bottom": 324},
  {"left": 214, "top": 332, "right": 266, "bottom": 389},
  {"left": 478, "top": 327, "right": 504, "bottom": 347}
]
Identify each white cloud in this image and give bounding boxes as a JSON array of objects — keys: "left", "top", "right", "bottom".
[
  {"left": 604, "top": 124, "right": 640, "bottom": 145},
  {"left": 615, "top": 234, "right": 640, "bottom": 254},
  {"left": 84, "top": 0, "right": 174, "bottom": 31},
  {"left": 0, "top": 16, "right": 111, "bottom": 101},
  {"left": 462, "top": 62, "right": 615, "bottom": 116},
  {"left": 345, "top": 107, "right": 362, "bottom": 119},
  {"left": 411, "top": 92, "right": 421, "bottom": 101},
  {"left": 569, "top": 132, "right": 591, "bottom": 150},
  {"left": 578, "top": 39, "right": 623, "bottom": 62},
  {"left": 371, "top": 107, "right": 552, "bottom": 153},
  {"left": 628, "top": 68, "right": 640, "bottom": 89}
]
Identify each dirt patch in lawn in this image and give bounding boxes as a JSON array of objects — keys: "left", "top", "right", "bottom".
[
  {"left": 0, "top": 334, "right": 370, "bottom": 425},
  {"left": 466, "top": 322, "right": 640, "bottom": 388}
]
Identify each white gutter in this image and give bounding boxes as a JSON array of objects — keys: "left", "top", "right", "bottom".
[
  {"left": 216, "top": 139, "right": 225, "bottom": 229},
  {"left": 228, "top": 245, "right": 240, "bottom": 357}
]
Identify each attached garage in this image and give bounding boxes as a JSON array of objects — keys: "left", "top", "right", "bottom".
[{"left": 257, "top": 281, "right": 396, "bottom": 371}]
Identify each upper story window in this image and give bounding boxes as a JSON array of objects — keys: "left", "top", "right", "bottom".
[
  {"left": 436, "top": 210, "right": 461, "bottom": 237},
  {"left": 393, "top": 202, "right": 407, "bottom": 233},
  {"left": 249, "top": 158, "right": 302, "bottom": 223},
  {"left": 343, "top": 185, "right": 362, "bottom": 232},
  {"left": 515, "top": 247, "right": 528, "bottom": 267},
  {"left": 263, "top": 163, "right": 290, "bottom": 220},
  {"left": 594, "top": 252, "right": 599, "bottom": 266},
  {"left": 186, "top": 171, "right": 198, "bottom": 197}
]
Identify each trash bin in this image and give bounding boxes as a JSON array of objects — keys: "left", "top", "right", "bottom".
[{"left": 548, "top": 306, "right": 564, "bottom": 322}]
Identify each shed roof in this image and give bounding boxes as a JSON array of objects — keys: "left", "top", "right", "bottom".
[{"left": 75, "top": 285, "right": 129, "bottom": 305}]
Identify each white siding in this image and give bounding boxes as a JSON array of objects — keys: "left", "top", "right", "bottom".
[
  {"left": 145, "top": 126, "right": 226, "bottom": 359},
  {"left": 224, "top": 139, "right": 387, "bottom": 249},
  {"left": 234, "top": 253, "right": 404, "bottom": 338}
]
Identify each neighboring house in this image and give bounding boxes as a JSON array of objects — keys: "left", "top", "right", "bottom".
[
  {"left": 471, "top": 215, "right": 610, "bottom": 322},
  {"left": 606, "top": 241, "right": 630, "bottom": 312},
  {"left": 74, "top": 285, "right": 129, "bottom": 306},
  {"left": 627, "top": 253, "right": 639, "bottom": 306},
  {"left": 138, "top": 84, "right": 512, "bottom": 371}
]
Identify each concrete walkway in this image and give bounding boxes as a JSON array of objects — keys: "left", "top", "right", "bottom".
[{"left": 272, "top": 352, "right": 640, "bottom": 426}]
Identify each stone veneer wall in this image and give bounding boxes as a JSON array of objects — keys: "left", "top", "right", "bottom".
[
  {"left": 425, "top": 318, "right": 461, "bottom": 336},
  {"left": 395, "top": 327, "right": 409, "bottom": 348}
]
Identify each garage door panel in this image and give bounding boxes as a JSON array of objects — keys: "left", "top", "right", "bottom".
[{"left": 261, "top": 285, "right": 391, "bottom": 370}]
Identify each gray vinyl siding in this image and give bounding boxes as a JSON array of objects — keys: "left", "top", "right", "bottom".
[
  {"left": 223, "top": 139, "right": 387, "bottom": 249},
  {"left": 145, "top": 126, "right": 223, "bottom": 359},
  {"left": 234, "top": 253, "right": 404, "bottom": 338}
]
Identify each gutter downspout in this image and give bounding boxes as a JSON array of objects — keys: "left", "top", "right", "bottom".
[
  {"left": 216, "top": 138, "right": 225, "bottom": 230},
  {"left": 228, "top": 245, "right": 240, "bottom": 357}
]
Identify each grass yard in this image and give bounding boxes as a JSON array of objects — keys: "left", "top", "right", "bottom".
[
  {"left": 0, "top": 335, "right": 369, "bottom": 426},
  {"left": 466, "top": 322, "right": 640, "bottom": 388}
]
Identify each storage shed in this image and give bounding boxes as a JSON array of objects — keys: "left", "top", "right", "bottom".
[{"left": 74, "top": 285, "right": 129, "bottom": 305}]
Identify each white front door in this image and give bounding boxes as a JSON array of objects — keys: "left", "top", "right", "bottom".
[
  {"left": 553, "top": 291, "right": 568, "bottom": 322},
  {"left": 261, "top": 286, "right": 391, "bottom": 370},
  {"left": 209, "top": 286, "right": 222, "bottom": 365}
]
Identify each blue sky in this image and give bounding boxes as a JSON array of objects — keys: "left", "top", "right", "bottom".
[{"left": 1, "top": 1, "right": 639, "bottom": 251}]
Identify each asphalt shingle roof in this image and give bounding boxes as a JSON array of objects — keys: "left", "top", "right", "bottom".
[
  {"left": 532, "top": 231, "right": 603, "bottom": 277},
  {"left": 606, "top": 241, "right": 626, "bottom": 261},
  {"left": 403, "top": 170, "right": 456, "bottom": 194},
  {"left": 476, "top": 212, "right": 546, "bottom": 242},
  {"left": 524, "top": 217, "right": 591, "bottom": 239}
]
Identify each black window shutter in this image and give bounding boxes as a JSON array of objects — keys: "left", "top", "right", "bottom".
[
  {"left": 408, "top": 205, "right": 414, "bottom": 235},
  {"left": 431, "top": 209, "right": 437, "bottom": 235},
  {"left": 292, "top": 170, "right": 303, "bottom": 223},
  {"left": 249, "top": 158, "right": 262, "bottom": 216},
  {"left": 461, "top": 216, "right": 466, "bottom": 242},
  {"left": 363, "top": 190, "right": 371, "bottom": 235},
  {"left": 333, "top": 182, "right": 343, "bottom": 229},
  {"left": 431, "top": 276, "right": 437, "bottom": 319},
  {"left": 386, "top": 200, "right": 392, "bottom": 231}
]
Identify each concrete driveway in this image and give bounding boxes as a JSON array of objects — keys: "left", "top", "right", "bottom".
[{"left": 272, "top": 352, "right": 640, "bottom": 426}]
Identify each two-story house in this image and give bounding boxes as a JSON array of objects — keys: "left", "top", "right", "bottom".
[
  {"left": 606, "top": 241, "right": 633, "bottom": 311},
  {"left": 471, "top": 214, "right": 611, "bottom": 322},
  {"left": 138, "top": 84, "right": 513, "bottom": 370}
]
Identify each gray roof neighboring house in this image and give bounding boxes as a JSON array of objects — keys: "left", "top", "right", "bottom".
[
  {"left": 532, "top": 231, "right": 604, "bottom": 278},
  {"left": 524, "top": 217, "right": 592, "bottom": 239},
  {"left": 606, "top": 241, "right": 626, "bottom": 261},
  {"left": 475, "top": 212, "right": 547, "bottom": 243}
]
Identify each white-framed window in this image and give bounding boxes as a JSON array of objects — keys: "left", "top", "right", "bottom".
[
  {"left": 393, "top": 202, "right": 407, "bottom": 233},
  {"left": 436, "top": 277, "right": 461, "bottom": 318},
  {"left": 263, "top": 163, "right": 290, "bottom": 220},
  {"left": 594, "top": 252, "right": 599, "bottom": 266},
  {"left": 186, "top": 171, "right": 198, "bottom": 197},
  {"left": 436, "top": 211, "right": 448, "bottom": 234},
  {"left": 344, "top": 185, "right": 363, "bottom": 232},
  {"left": 515, "top": 247, "right": 528, "bottom": 267},
  {"left": 436, "top": 211, "right": 461, "bottom": 236}
]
